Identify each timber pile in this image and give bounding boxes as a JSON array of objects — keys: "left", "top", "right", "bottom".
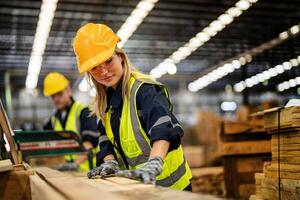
[
  {"left": 183, "top": 146, "right": 205, "bottom": 168},
  {"left": 250, "top": 106, "right": 300, "bottom": 199},
  {"left": 32, "top": 167, "right": 224, "bottom": 200},
  {"left": 219, "top": 116, "right": 271, "bottom": 200},
  {"left": 191, "top": 167, "right": 225, "bottom": 196},
  {"left": 0, "top": 159, "right": 34, "bottom": 200},
  {"left": 0, "top": 160, "right": 224, "bottom": 200}
]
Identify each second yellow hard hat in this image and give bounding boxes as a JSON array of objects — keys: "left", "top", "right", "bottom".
[
  {"left": 43, "top": 72, "right": 69, "bottom": 96},
  {"left": 73, "top": 23, "right": 121, "bottom": 74}
]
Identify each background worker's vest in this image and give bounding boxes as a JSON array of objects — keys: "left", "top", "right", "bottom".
[
  {"left": 51, "top": 101, "right": 96, "bottom": 171},
  {"left": 105, "top": 72, "right": 192, "bottom": 190}
]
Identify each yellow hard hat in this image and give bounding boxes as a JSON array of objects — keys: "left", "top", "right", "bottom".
[
  {"left": 43, "top": 72, "right": 69, "bottom": 96},
  {"left": 73, "top": 23, "right": 121, "bottom": 74}
]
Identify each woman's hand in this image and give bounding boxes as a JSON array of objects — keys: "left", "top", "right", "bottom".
[{"left": 115, "top": 140, "right": 170, "bottom": 184}]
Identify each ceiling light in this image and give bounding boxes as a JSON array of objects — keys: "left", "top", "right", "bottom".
[
  {"left": 196, "top": 32, "right": 210, "bottom": 42},
  {"left": 227, "top": 7, "right": 242, "bottom": 17},
  {"left": 236, "top": 0, "right": 251, "bottom": 10},
  {"left": 296, "top": 77, "right": 300, "bottom": 84},
  {"left": 290, "top": 59, "right": 299, "bottom": 66},
  {"left": 289, "top": 79, "right": 296, "bottom": 87},
  {"left": 235, "top": 55, "right": 300, "bottom": 92},
  {"left": 78, "top": 77, "right": 89, "bottom": 92},
  {"left": 151, "top": 0, "right": 259, "bottom": 78},
  {"left": 290, "top": 25, "right": 300, "bottom": 35},
  {"left": 239, "top": 57, "right": 247, "bottom": 65},
  {"left": 210, "top": 20, "right": 224, "bottom": 31},
  {"left": 232, "top": 60, "right": 241, "bottom": 69},
  {"left": 221, "top": 101, "right": 237, "bottom": 111},
  {"left": 117, "top": 0, "right": 158, "bottom": 48},
  {"left": 275, "top": 65, "right": 284, "bottom": 74},
  {"left": 283, "top": 61, "right": 292, "bottom": 70},
  {"left": 203, "top": 27, "right": 217, "bottom": 36},
  {"left": 25, "top": 0, "right": 58, "bottom": 89},
  {"left": 279, "top": 31, "right": 289, "bottom": 40},
  {"left": 218, "top": 14, "right": 234, "bottom": 25}
]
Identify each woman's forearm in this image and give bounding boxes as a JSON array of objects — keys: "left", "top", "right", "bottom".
[
  {"left": 103, "top": 154, "right": 116, "bottom": 161},
  {"left": 149, "top": 140, "right": 170, "bottom": 160}
]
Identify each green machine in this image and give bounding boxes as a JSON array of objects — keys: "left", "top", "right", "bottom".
[{"left": 13, "top": 130, "right": 86, "bottom": 162}]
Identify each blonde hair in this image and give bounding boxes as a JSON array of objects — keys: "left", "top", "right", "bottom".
[{"left": 87, "top": 48, "right": 137, "bottom": 123}]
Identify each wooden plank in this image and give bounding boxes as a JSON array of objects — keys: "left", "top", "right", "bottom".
[
  {"left": 219, "top": 140, "right": 271, "bottom": 156},
  {"left": 264, "top": 106, "right": 300, "bottom": 131},
  {"left": 264, "top": 162, "right": 300, "bottom": 180},
  {"left": 183, "top": 146, "right": 205, "bottom": 168},
  {"left": 272, "top": 156, "right": 300, "bottom": 164},
  {"left": 259, "top": 175, "right": 300, "bottom": 199},
  {"left": 35, "top": 167, "right": 69, "bottom": 178},
  {"left": 223, "top": 157, "right": 239, "bottom": 198},
  {"left": 236, "top": 156, "right": 267, "bottom": 173},
  {"left": 0, "top": 100, "right": 19, "bottom": 164},
  {"left": 30, "top": 175, "right": 66, "bottom": 200},
  {"left": 0, "top": 159, "right": 13, "bottom": 172},
  {"left": 223, "top": 120, "right": 265, "bottom": 135},
  {"left": 238, "top": 184, "right": 255, "bottom": 199},
  {"left": 0, "top": 165, "right": 34, "bottom": 200},
  {"left": 191, "top": 167, "right": 224, "bottom": 196},
  {"left": 35, "top": 167, "right": 224, "bottom": 200},
  {"left": 34, "top": 167, "right": 128, "bottom": 200}
]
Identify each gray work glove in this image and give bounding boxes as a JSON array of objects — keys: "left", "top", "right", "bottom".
[
  {"left": 87, "top": 160, "right": 119, "bottom": 179},
  {"left": 57, "top": 162, "right": 78, "bottom": 171},
  {"left": 115, "top": 156, "right": 163, "bottom": 184}
]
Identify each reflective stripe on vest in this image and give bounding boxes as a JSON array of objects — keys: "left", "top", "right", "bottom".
[
  {"left": 51, "top": 101, "right": 86, "bottom": 133},
  {"left": 105, "top": 74, "right": 192, "bottom": 190},
  {"left": 51, "top": 101, "right": 95, "bottom": 171}
]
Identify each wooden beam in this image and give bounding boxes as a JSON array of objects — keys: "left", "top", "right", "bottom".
[
  {"left": 219, "top": 140, "right": 271, "bottom": 156},
  {"left": 0, "top": 159, "right": 13, "bottom": 172},
  {"left": 0, "top": 100, "right": 19, "bottom": 164}
]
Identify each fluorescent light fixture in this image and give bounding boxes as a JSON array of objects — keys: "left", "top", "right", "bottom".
[
  {"left": 25, "top": 0, "right": 58, "bottom": 89},
  {"left": 279, "top": 31, "right": 289, "bottom": 40},
  {"left": 290, "top": 25, "right": 300, "bottom": 35},
  {"left": 221, "top": 101, "right": 237, "bottom": 111},
  {"left": 117, "top": 0, "right": 159, "bottom": 48},
  {"left": 278, "top": 76, "right": 300, "bottom": 92},
  {"left": 234, "top": 55, "right": 300, "bottom": 92},
  {"left": 78, "top": 0, "right": 159, "bottom": 91},
  {"left": 188, "top": 24, "right": 300, "bottom": 92},
  {"left": 150, "top": 0, "right": 259, "bottom": 79},
  {"left": 78, "top": 78, "right": 89, "bottom": 92},
  {"left": 235, "top": 0, "right": 251, "bottom": 10}
]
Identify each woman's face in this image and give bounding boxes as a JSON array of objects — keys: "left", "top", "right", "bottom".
[{"left": 88, "top": 53, "right": 124, "bottom": 89}]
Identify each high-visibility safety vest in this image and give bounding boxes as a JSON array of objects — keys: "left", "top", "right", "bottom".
[
  {"left": 51, "top": 100, "right": 95, "bottom": 171},
  {"left": 104, "top": 72, "right": 193, "bottom": 190}
]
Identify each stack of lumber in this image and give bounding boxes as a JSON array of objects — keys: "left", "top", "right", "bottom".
[
  {"left": 251, "top": 106, "right": 300, "bottom": 200},
  {"left": 0, "top": 159, "right": 225, "bottom": 200},
  {"left": 219, "top": 117, "right": 271, "bottom": 200},
  {"left": 183, "top": 146, "right": 205, "bottom": 168},
  {"left": 32, "top": 167, "right": 225, "bottom": 200},
  {"left": 191, "top": 166, "right": 225, "bottom": 196},
  {"left": 0, "top": 159, "right": 34, "bottom": 200}
]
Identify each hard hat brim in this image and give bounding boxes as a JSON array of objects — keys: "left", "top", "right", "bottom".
[
  {"left": 78, "top": 43, "right": 119, "bottom": 74},
  {"left": 44, "top": 84, "right": 68, "bottom": 96}
]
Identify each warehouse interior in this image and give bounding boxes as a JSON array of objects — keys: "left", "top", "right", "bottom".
[{"left": 0, "top": 0, "right": 300, "bottom": 199}]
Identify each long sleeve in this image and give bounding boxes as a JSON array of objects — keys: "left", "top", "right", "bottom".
[
  {"left": 43, "top": 118, "right": 53, "bottom": 130},
  {"left": 136, "top": 84, "right": 184, "bottom": 152},
  {"left": 79, "top": 108, "right": 100, "bottom": 148},
  {"left": 95, "top": 120, "right": 116, "bottom": 166}
]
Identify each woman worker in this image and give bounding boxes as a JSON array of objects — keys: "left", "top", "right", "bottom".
[{"left": 73, "top": 23, "right": 192, "bottom": 191}]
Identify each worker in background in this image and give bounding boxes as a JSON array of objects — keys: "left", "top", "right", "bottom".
[
  {"left": 73, "top": 23, "right": 192, "bottom": 191},
  {"left": 43, "top": 72, "right": 99, "bottom": 171}
]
